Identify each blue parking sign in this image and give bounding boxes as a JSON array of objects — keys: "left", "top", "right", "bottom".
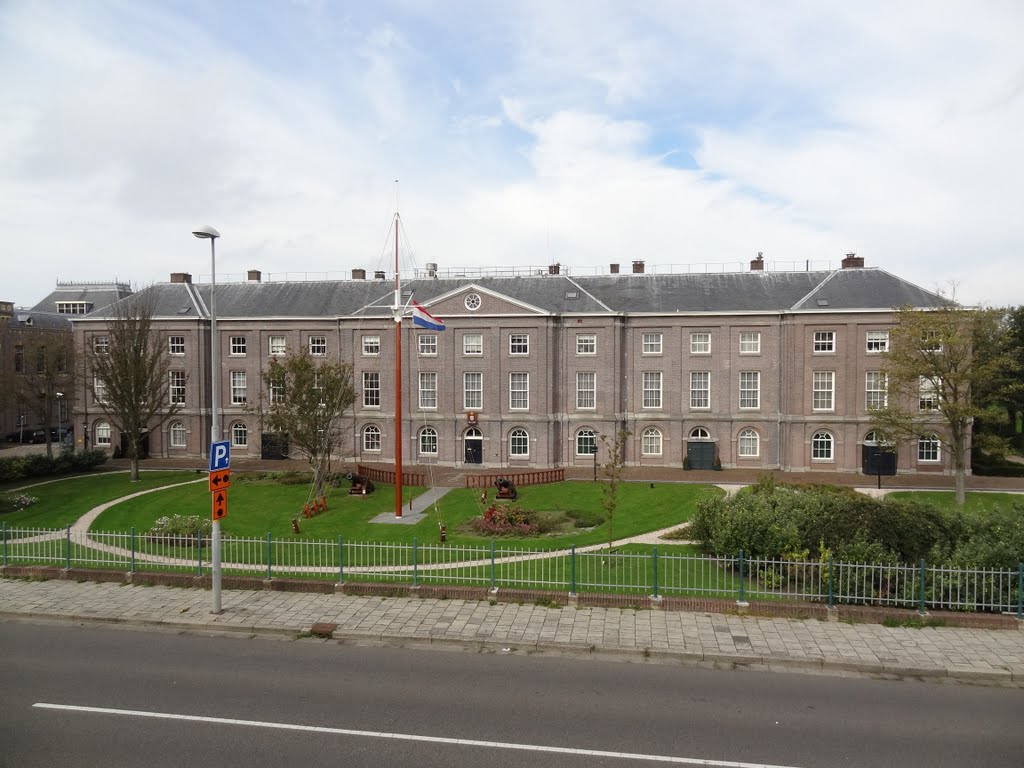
[{"left": 209, "top": 440, "right": 231, "bottom": 472}]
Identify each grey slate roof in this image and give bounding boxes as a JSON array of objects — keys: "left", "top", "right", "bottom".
[
  {"left": 76, "top": 268, "right": 949, "bottom": 321},
  {"left": 31, "top": 283, "right": 134, "bottom": 316}
]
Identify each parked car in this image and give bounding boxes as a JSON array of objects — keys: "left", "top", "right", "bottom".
[{"left": 4, "top": 430, "right": 33, "bottom": 444}]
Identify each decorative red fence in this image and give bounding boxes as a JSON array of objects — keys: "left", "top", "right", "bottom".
[
  {"left": 465, "top": 469, "right": 565, "bottom": 489},
  {"left": 356, "top": 465, "right": 426, "bottom": 488}
]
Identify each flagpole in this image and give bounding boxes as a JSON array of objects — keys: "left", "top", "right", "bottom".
[{"left": 393, "top": 203, "right": 403, "bottom": 519}]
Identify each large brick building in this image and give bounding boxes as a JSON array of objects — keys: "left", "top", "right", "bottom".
[{"left": 69, "top": 256, "right": 953, "bottom": 475}]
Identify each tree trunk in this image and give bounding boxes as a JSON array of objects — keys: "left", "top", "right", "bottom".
[
  {"left": 954, "top": 466, "right": 966, "bottom": 506},
  {"left": 130, "top": 457, "right": 140, "bottom": 482}
]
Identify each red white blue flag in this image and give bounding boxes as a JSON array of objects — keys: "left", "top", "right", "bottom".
[{"left": 411, "top": 300, "right": 445, "bottom": 331}]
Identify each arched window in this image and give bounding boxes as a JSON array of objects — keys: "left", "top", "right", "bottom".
[
  {"left": 641, "top": 427, "right": 662, "bottom": 456},
  {"left": 363, "top": 425, "right": 381, "bottom": 451},
  {"left": 576, "top": 428, "right": 596, "bottom": 456},
  {"left": 918, "top": 434, "right": 940, "bottom": 462},
  {"left": 419, "top": 426, "right": 438, "bottom": 455},
  {"left": 689, "top": 427, "right": 711, "bottom": 440},
  {"left": 811, "top": 431, "right": 833, "bottom": 460},
  {"left": 95, "top": 421, "right": 111, "bottom": 447},
  {"left": 509, "top": 428, "right": 529, "bottom": 457},
  {"left": 231, "top": 422, "right": 248, "bottom": 447},
  {"left": 169, "top": 421, "right": 186, "bottom": 448},
  {"left": 738, "top": 428, "right": 759, "bottom": 457}
]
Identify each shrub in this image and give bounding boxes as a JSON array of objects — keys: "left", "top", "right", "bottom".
[
  {"left": 0, "top": 493, "right": 39, "bottom": 514},
  {"left": 145, "top": 514, "right": 212, "bottom": 548},
  {"left": 470, "top": 504, "right": 541, "bottom": 536},
  {"left": 0, "top": 449, "right": 108, "bottom": 483}
]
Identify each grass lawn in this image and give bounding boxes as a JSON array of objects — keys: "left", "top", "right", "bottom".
[{"left": 886, "top": 490, "right": 1024, "bottom": 515}]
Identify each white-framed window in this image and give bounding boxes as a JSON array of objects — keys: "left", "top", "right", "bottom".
[
  {"left": 576, "top": 428, "right": 596, "bottom": 456},
  {"left": 418, "top": 334, "right": 437, "bottom": 356},
  {"left": 866, "top": 331, "right": 889, "bottom": 353},
  {"left": 363, "top": 372, "right": 380, "bottom": 407},
  {"left": 464, "top": 293, "right": 482, "bottom": 311},
  {"left": 918, "top": 434, "right": 940, "bottom": 462},
  {"left": 230, "top": 336, "right": 246, "bottom": 356},
  {"left": 509, "top": 372, "right": 529, "bottom": 410},
  {"left": 509, "top": 333, "right": 529, "bottom": 355},
  {"left": 169, "top": 421, "right": 186, "bottom": 448},
  {"left": 576, "top": 334, "right": 596, "bottom": 355},
  {"left": 921, "top": 330, "right": 943, "bottom": 353},
  {"left": 269, "top": 336, "right": 287, "bottom": 356},
  {"left": 865, "top": 372, "right": 888, "bottom": 409},
  {"left": 690, "top": 332, "right": 711, "bottom": 354},
  {"left": 576, "top": 372, "right": 596, "bottom": 409},
  {"left": 92, "top": 335, "right": 111, "bottom": 355},
  {"left": 95, "top": 421, "right": 111, "bottom": 447},
  {"left": 641, "top": 427, "right": 663, "bottom": 456},
  {"left": 419, "top": 426, "right": 438, "bottom": 455},
  {"left": 642, "top": 332, "right": 663, "bottom": 354},
  {"left": 509, "top": 428, "right": 529, "bottom": 457},
  {"left": 231, "top": 422, "right": 248, "bottom": 447},
  {"left": 739, "top": 331, "right": 760, "bottom": 354},
  {"left": 739, "top": 371, "right": 760, "bottom": 409},
  {"left": 167, "top": 335, "right": 183, "bottom": 355},
  {"left": 230, "top": 371, "right": 247, "bottom": 405},
  {"left": 362, "top": 425, "right": 381, "bottom": 452},
  {"left": 463, "top": 372, "right": 482, "bottom": 410},
  {"left": 169, "top": 371, "right": 186, "bottom": 405},
  {"left": 419, "top": 372, "right": 437, "bottom": 409},
  {"left": 463, "top": 333, "right": 483, "bottom": 356},
  {"left": 813, "top": 331, "right": 835, "bottom": 353},
  {"left": 690, "top": 371, "right": 710, "bottom": 409},
  {"left": 361, "top": 335, "right": 380, "bottom": 356},
  {"left": 57, "top": 398, "right": 69, "bottom": 422},
  {"left": 312, "top": 371, "right": 325, "bottom": 405},
  {"left": 919, "top": 377, "right": 939, "bottom": 410},
  {"left": 811, "top": 431, "right": 834, "bottom": 461},
  {"left": 812, "top": 371, "right": 834, "bottom": 411},
  {"left": 690, "top": 427, "right": 711, "bottom": 440},
  {"left": 309, "top": 335, "right": 327, "bottom": 356},
  {"left": 269, "top": 377, "right": 285, "bottom": 404},
  {"left": 93, "top": 376, "right": 107, "bottom": 405},
  {"left": 738, "top": 428, "right": 759, "bottom": 457},
  {"left": 642, "top": 371, "right": 662, "bottom": 409}
]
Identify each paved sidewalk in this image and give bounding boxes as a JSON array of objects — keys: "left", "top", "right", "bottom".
[{"left": 1, "top": 578, "right": 1021, "bottom": 686}]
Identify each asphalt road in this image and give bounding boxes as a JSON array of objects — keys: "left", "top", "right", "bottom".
[{"left": 2, "top": 620, "right": 1022, "bottom": 768}]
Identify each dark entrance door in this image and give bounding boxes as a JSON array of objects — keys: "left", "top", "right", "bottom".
[
  {"left": 687, "top": 441, "right": 715, "bottom": 470},
  {"left": 261, "top": 433, "right": 289, "bottom": 460},
  {"left": 119, "top": 431, "right": 149, "bottom": 459},
  {"left": 465, "top": 438, "right": 483, "bottom": 464},
  {"left": 862, "top": 445, "right": 896, "bottom": 475}
]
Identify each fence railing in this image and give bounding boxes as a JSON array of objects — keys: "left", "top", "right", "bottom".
[{"left": 2, "top": 524, "right": 1022, "bottom": 616}]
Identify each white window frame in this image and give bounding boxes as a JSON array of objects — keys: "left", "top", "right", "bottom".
[
  {"left": 418, "top": 334, "right": 437, "bottom": 356},
  {"left": 641, "top": 427, "right": 663, "bottom": 456},
  {"left": 361, "top": 335, "right": 380, "bottom": 356},
  {"left": 230, "top": 371, "right": 247, "bottom": 405},
  {"left": 229, "top": 336, "right": 246, "bottom": 356},
  {"left": 918, "top": 435, "right": 941, "bottom": 462},
  {"left": 509, "top": 428, "right": 529, "bottom": 457},
  {"left": 690, "top": 371, "right": 710, "bottom": 409},
  {"left": 231, "top": 421, "right": 248, "bottom": 447},
  {"left": 690, "top": 332, "right": 711, "bottom": 354},
  {"left": 269, "top": 378, "right": 285, "bottom": 404},
  {"left": 919, "top": 377, "right": 939, "bottom": 411},
  {"left": 509, "top": 333, "right": 529, "bottom": 355},
  {"left": 738, "top": 428, "right": 759, "bottom": 458},
  {"left": 169, "top": 421, "right": 186, "bottom": 448},
  {"left": 167, "top": 335, "right": 183, "bottom": 356},
  {"left": 739, "top": 371, "right": 760, "bottom": 409},
  {"left": 93, "top": 376, "right": 107, "bottom": 405},
  {"left": 642, "top": 371, "right": 662, "bottom": 409},
  {"left": 813, "top": 331, "right": 835, "bottom": 353},
  {"left": 576, "top": 429, "right": 596, "bottom": 456},
  {"left": 463, "top": 372, "right": 482, "bottom": 410},
  {"left": 811, "top": 431, "right": 834, "bottom": 461},
  {"left": 308, "top": 335, "right": 327, "bottom": 356},
  {"left": 363, "top": 372, "right": 380, "bottom": 408},
  {"left": 463, "top": 333, "right": 483, "bottom": 356},
  {"left": 362, "top": 425, "right": 381, "bottom": 452},
  {"left": 95, "top": 421, "right": 111, "bottom": 447},
  {"left": 419, "top": 426, "right": 438, "bottom": 455},
  {"left": 739, "top": 331, "right": 760, "bottom": 354},
  {"left": 419, "top": 372, "right": 438, "bottom": 409},
  {"left": 642, "top": 332, "right": 663, "bottom": 355},
  {"left": 269, "top": 336, "right": 287, "bottom": 356},
  {"left": 865, "top": 371, "right": 888, "bottom": 409},
  {"left": 576, "top": 334, "right": 596, "bottom": 355},
  {"left": 169, "top": 370, "right": 186, "bottom": 405},
  {"left": 576, "top": 371, "right": 596, "bottom": 409},
  {"left": 812, "top": 371, "right": 834, "bottom": 412},
  {"left": 509, "top": 372, "right": 529, "bottom": 410},
  {"left": 866, "top": 331, "right": 889, "bottom": 353}
]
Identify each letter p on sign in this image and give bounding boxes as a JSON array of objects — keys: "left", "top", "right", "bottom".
[{"left": 209, "top": 440, "right": 231, "bottom": 472}]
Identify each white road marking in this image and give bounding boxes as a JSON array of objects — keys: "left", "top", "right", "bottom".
[{"left": 34, "top": 702, "right": 806, "bottom": 768}]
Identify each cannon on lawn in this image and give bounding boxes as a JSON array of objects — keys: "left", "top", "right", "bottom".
[
  {"left": 494, "top": 476, "right": 517, "bottom": 500},
  {"left": 346, "top": 472, "right": 375, "bottom": 495}
]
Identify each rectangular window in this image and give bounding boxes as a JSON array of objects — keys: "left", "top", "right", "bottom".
[
  {"left": 57, "top": 398, "right": 69, "bottom": 422},
  {"left": 269, "top": 336, "right": 286, "bottom": 356},
  {"left": 167, "top": 336, "right": 183, "bottom": 355},
  {"left": 13, "top": 346, "right": 24, "bottom": 373},
  {"left": 463, "top": 333, "right": 483, "bottom": 355},
  {"left": 813, "top": 371, "right": 834, "bottom": 411},
  {"left": 866, "top": 331, "right": 889, "bottom": 353},
  {"left": 362, "top": 335, "right": 380, "bottom": 356},
  {"left": 813, "top": 331, "right": 835, "bottom": 353},
  {"left": 642, "top": 332, "right": 663, "bottom": 354},
  {"left": 921, "top": 330, "right": 943, "bottom": 353},
  {"left": 642, "top": 371, "right": 662, "bottom": 409},
  {"left": 509, "top": 333, "right": 529, "bottom": 355},
  {"left": 419, "top": 372, "right": 437, "bottom": 409},
  {"left": 463, "top": 372, "right": 482, "bottom": 410},
  {"left": 269, "top": 378, "right": 285, "bottom": 404},
  {"left": 93, "top": 377, "right": 107, "bottom": 404},
  {"left": 509, "top": 372, "right": 529, "bottom": 410},
  {"left": 229, "top": 336, "right": 246, "bottom": 356},
  {"left": 362, "top": 372, "right": 380, "bottom": 407},
  {"left": 576, "top": 372, "right": 596, "bottom": 409},
  {"left": 739, "top": 371, "right": 760, "bottom": 409},
  {"left": 919, "top": 378, "right": 939, "bottom": 410},
  {"left": 690, "top": 332, "right": 711, "bottom": 354},
  {"left": 230, "top": 371, "right": 247, "bottom": 405},
  {"left": 739, "top": 331, "right": 761, "bottom": 354},
  {"left": 94, "top": 336, "right": 111, "bottom": 354},
  {"left": 918, "top": 436, "right": 940, "bottom": 462},
  {"left": 418, "top": 334, "right": 437, "bottom": 356},
  {"left": 169, "top": 371, "right": 186, "bottom": 405},
  {"left": 309, "top": 336, "right": 327, "bottom": 356},
  {"left": 690, "top": 371, "right": 710, "bottom": 409},
  {"left": 576, "top": 334, "right": 596, "bottom": 355},
  {"left": 865, "top": 372, "right": 888, "bottom": 409}
]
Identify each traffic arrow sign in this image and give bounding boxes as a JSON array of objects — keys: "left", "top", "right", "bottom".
[
  {"left": 208, "top": 469, "right": 231, "bottom": 492},
  {"left": 212, "top": 490, "right": 228, "bottom": 520}
]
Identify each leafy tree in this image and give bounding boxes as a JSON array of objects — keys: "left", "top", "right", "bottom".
[
  {"left": 11, "top": 325, "right": 76, "bottom": 457},
  {"left": 257, "top": 349, "right": 357, "bottom": 498},
  {"left": 870, "top": 297, "right": 1016, "bottom": 504},
  {"left": 85, "top": 290, "right": 181, "bottom": 482},
  {"left": 598, "top": 428, "right": 631, "bottom": 550}
]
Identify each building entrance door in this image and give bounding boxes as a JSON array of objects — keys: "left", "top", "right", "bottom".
[
  {"left": 687, "top": 441, "right": 716, "bottom": 470},
  {"left": 464, "top": 428, "right": 483, "bottom": 464}
]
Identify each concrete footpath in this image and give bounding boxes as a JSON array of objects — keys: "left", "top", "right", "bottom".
[{"left": 1, "top": 577, "right": 1021, "bottom": 686}]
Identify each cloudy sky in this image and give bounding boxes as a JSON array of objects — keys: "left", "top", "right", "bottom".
[{"left": 3, "top": 0, "right": 1022, "bottom": 307}]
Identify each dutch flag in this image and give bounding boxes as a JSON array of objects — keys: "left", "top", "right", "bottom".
[{"left": 411, "top": 300, "right": 445, "bottom": 331}]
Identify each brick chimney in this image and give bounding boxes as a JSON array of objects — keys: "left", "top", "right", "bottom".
[
  {"left": 841, "top": 253, "right": 865, "bottom": 269},
  {"left": 170, "top": 272, "right": 192, "bottom": 284},
  {"left": 610, "top": 263, "right": 620, "bottom": 274},
  {"left": 750, "top": 252, "right": 765, "bottom": 271},
  {"left": 374, "top": 270, "right": 386, "bottom": 280},
  {"left": 548, "top": 263, "right": 561, "bottom": 275},
  {"left": 351, "top": 268, "right": 366, "bottom": 280},
  {"left": 632, "top": 260, "right": 645, "bottom": 274},
  {"left": 247, "top": 269, "right": 262, "bottom": 283}
]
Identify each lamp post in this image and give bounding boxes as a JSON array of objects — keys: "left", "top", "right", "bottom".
[{"left": 192, "top": 224, "right": 222, "bottom": 614}]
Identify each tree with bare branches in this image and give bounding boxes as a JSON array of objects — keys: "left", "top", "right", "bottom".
[{"left": 11, "top": 325, "right": 76, "bottom": 457}]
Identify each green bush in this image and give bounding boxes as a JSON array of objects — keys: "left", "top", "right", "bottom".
[{"left": 0, "top": 450, "right": 108, "bottom": 483}]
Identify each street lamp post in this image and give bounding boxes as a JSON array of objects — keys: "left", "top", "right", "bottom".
[{"left": 192, "top": 225, "right": 222, "bottom": 614}]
